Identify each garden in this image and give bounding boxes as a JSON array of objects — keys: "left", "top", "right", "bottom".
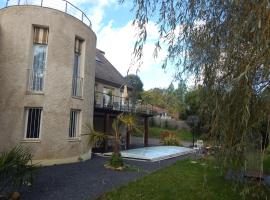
[
  {"left": 133, "top": 125, "right": 194, "bottom": 142},
  {"left": 98, "top": 154, "right": 270, "bottom": 200}
]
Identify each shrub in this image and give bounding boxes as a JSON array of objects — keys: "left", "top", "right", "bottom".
[
  {"left": 160, "top": 131, "right": 172, "bottom": 140},
  {"left": 87, "top": 128, "right": 107, "bottom": 148},
  {"left": 109, "top": 153, "right": 124, "bottom": 168},
  {"left": 163, "top": 135, "right": 180, "bottom": 146},
  {"left": 0, "top": 146, "right": 37, "bottom": 194},
  {"left": 266, "top": 146, "right": 270, "bottom": 155},
  {"left": 164, "top": 120, "right": 169, "bottom": 129},
  {"left": 150, "top": 117, "right": 156, "bottom": 127},
  {"left": 160, "top": 131, "right": 180, "bottom": 146}
]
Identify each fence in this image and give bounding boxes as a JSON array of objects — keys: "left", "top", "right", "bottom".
[
  {"left": 150, "top": 116, "right": 190, "bottom": 130},
  {"left": 94, "top": 91, "right": 154, "bottom": 115},
  {"left": 4, "top": 0, "right": 92, "bottom": 28}
]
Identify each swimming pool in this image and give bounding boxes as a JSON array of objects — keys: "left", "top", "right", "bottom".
[{"left": 105, "top": 146, "right": 195, "bottom": 161}]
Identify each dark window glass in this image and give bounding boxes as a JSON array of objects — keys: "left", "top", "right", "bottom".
[{"left": 26, "top": 108, "right": 42, "bottom": 138}]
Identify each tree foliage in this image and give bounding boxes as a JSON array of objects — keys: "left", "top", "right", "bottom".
[
  {"left": 124, "top": 74, "right": 143, "bottom": 100},
  {"left": 112, "top": 114, "right": 138, "bottom": 157},
  {"left": 0, "top": 146, "right": 37, "bottom": 193},
  {"left": 124, "top": 74, "right": 143, "bottom": 93},
  {"left": 122, "top": 0, "right": 270, "bottom": 178},
  {"left": 141, "top": 83, "right": 187, "bottom": 118}
]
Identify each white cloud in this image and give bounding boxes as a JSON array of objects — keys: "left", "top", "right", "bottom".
[
  {"left": 69, "top": 0, "right": 114, "bottom": 6},
  {"left": 88, "top": 6, "right": 105, "bottom": 31},
  {"left": 18, "top": 0, "right": 189, "bottom": 90},
  {"left": 71, "top": 0, "right": 117, "bottom": 32},
  {"left": 22, "top": 0, "right": 193, "bottom": 89},
  {"left": 26, "top": 0, "right": 116, "bottom": 32},
  {"left": 97, "top": 20, "right": 167, "bottom": 76},
  {"left": 96, "top": 19, "right": 180, "bottom": 90}
]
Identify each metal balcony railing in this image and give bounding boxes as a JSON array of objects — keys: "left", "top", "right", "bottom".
[
  {"left": 27, "top": 68, "right": 46, "bottom": 92},
  {"left": 72, "top": 76, "right": 83, "bottom": 98},
  {"left": 4, "top": 0, "right": 92, "bottom": 28},
  {"left": 94, "top": 91, "right": 154, "bottom": 115}
]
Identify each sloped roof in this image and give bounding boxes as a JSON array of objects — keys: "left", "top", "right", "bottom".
[{"left": 95, "top": 49, "right": 128, "bottom": 88}]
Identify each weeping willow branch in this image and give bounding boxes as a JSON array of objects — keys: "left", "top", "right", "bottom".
[{"left": 121, "top": 0, "right": 270, "bottom": 172}]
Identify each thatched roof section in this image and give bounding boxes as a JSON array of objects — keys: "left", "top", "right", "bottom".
[{"left": 95, "top": 49, "right": 131, "bottom": 89}]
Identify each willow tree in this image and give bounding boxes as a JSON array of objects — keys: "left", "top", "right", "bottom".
[{"left": 122, "top": 0, "right": 270, "bottom": 176}]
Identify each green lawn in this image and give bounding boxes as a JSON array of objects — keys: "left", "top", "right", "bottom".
[
  {"left": 133, "top": 126, "right": 194, "bottom": 141},
  {"left": 98, "top": 159, "right": 269, "bottom": 200},
  {"left": 264, "top": 151, "right": 270, "bottom": 175}
]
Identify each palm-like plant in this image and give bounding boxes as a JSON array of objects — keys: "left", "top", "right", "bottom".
[
  {"left": 112, "top": 116, "right": 122, "bottom": 156},
  {"left": 119, "top": 114, "right": 138, "bottom": 133},
  {"left": 85, "top": 124, "right": 107, "bottom": 150},
  {"left": 0, "top": 146, "right": 37, "bottom": 194},
  {"left": 111, "top": 114, "right": 138, "bottom": 167}
]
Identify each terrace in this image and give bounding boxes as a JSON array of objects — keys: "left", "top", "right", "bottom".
[
  {"left": 4, "top": 0, "right": 92, "bottom": 28},
  {"left": 94, "top": 91, "right": 154, "bottom": 149},
  {"left": 94, "top": 91, "right": 154, "bottom": 116}
]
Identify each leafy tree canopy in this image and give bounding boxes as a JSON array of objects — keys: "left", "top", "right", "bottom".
[
  {"left": 141, "top": 83, "right": 188, "bottom": 118},
  {"left": 124, "top": 74, "right": 143, "bottom": 93},
  {"left": 124, "top": 74, "right": 144, "bottom": 100},
  {"left": 121, "top": 0, "right": 270, "bottom": 175}
]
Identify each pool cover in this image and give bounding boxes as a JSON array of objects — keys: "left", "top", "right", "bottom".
[{"left": 104, "top": 146, "right": 195, "bottom": 161}]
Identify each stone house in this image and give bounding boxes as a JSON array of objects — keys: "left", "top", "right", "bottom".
[{"left": 0, "top": 1, "right": 153, "bottom": 165}]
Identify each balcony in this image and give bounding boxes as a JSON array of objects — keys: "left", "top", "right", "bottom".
[
  {"left": 4, "top": 0, "right": 92, "bottom": 28},
  {"left": 94, "top": 91, "right": 154, "bottom": 116}
]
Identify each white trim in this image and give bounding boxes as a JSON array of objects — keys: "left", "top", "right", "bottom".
[
  {"left": 24, "top": 107, "right": 43, "bottom": 140},
  {"left": 69, "top": 109, "right": 81, "bottom": 139},
  {"left": 72, "top": 37, "right": 85, "bottom": 98},
  {"left": 72, "top": 53, "right": 83, "bottom": 98},
  {"left": 20, "top": 140, "right": 41, "bottom": 143},
  {"left": 28, "top": 25, "right": 49, "bottom": 94},
  {"left": 78, "top": 110, "right": 82, "bottom": 139},
  {"left": 28, "top": 44, "right": 48, "bottom": 93}
]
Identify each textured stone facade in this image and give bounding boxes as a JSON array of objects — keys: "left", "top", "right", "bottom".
[{"left": 0, "top": 6, "right": 96, "bottom": 163}]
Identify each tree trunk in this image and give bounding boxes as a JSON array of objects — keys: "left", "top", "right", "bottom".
[{"left": 113, "top": 138, "right": 120, "bottom": 156}]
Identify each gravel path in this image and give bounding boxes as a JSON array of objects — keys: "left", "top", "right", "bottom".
[{"left": 21, "top": 154, "right": 192, "bottom": 200}]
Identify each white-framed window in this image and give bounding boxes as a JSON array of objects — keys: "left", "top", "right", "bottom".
[
  {"left": 72, "top": 37, "right": 84, "bottom": 97},
  {"left": 69, "top": 109, "right": 81, "bottom": 138},
  {"left": 24, "top": 107, "right": 43, "bottom": 139},
  {"left": 28, "top": 26, "right": 49, "bottom": 92}
]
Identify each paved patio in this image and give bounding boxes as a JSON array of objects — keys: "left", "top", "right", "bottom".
[{"left": 21, "top": 153, "right": 193, "bottom": 200}]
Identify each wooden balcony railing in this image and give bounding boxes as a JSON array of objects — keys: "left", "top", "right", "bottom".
[{"left": 94, "top": 91, "right": 154, "bottom": 115}]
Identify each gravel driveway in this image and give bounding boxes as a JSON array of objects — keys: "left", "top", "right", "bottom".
[{"left": 21, "top": 153, "right": 192, "bottom": 200}]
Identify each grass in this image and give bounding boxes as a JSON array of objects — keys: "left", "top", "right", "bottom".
[
  {"left": 133, "top": 126, "right": 194, "bottom": 141},
  {"left": 97, "top": 158, "right": 270, "bottom": 200},
  {"left": 264, "top": 148, "right": 270, "bottom": 174},
  {"left": 264, "top": 155, "right": 270, "bottom": 174}
]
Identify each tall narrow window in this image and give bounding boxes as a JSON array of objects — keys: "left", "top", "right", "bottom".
[
  {"left": 25, "top": 108, "right": 42, "bottom": 139},
  {"left": 72, "top": 38, "right": 83, "bottom": 97},
  {"left": 69, "top": 110, "right": 80, "bottom": 138},
  {"left": 28, "top": 27, "right": 49, "bottom": 92}
]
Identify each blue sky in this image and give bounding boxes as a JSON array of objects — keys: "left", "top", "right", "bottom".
[{"left": 1, "top": 0, "right": 185, "bottom": 90}]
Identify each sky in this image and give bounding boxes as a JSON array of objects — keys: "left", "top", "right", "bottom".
[{"left": 1, "top": 0, "right": 187, "bottom": 90}]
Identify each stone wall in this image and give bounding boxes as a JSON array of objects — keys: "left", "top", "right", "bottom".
[{"left": 0, "top": 6, "right": 96, "bottom": 163}]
